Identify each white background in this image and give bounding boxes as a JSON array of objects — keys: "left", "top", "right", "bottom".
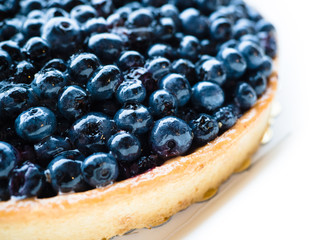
[{"left": 116, "top": 0, "right": 320, "bottom": 239}]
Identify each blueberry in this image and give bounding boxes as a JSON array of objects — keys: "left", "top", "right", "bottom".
[
  {"left": 145, "top": 57, "right": 171, "bottom": 81},
  {"left": 196, "top": 0, "right": 221, "bottom": 15},
  {"left": 88, "top": 33, "right": 123, "bottom": 64},
  {"left": 237, "top": 40, "right": 264, "bottom": 69},
  {"left": 255, "top": 19, "right": 275, "bottom": 34},
  {"left": 71, "top": 5, "right": 97, "bottom": 23},
  {"left": 159, "top": 4, "right": 180, "bottom": 29},
  {"left": 54, "top": 149, "right": 85, "bottom": 162},
  {"left": 34, "top": 136, "right": 71, "bottom": 166},
  {"left": 48, "top": 158, "right": 86, "bottom": 193},
  {"left": 58, "top": 85, "right": 89, "bottom": 120},
  {"left": 189, "top": 113, "right": 219, "bottom": 144},
  {"left": 22, "top": 18, "right": 44, "bottom": 38},
  {"left": 42, "top": 58, "right": 67, "bottom": 72},
  {"left": 159, "top": 73, "right": 191, "bottom": 107},
  {"left": 127, "top": 8, "right": 154, "bottom": 28},
  {"left": 191, "top": 81, "right": 225, "bottom": 112},
  {"left": 0, "top": 19, "right": 19, "bottom": 40},
  {"left": 87, "top": 65, "right": 122, "bottom": 101},
  {"left": 218, "top": 38, "right": 238, "bottom": 51},
  {"left": 150, "top": 116, "right": 193, "bottom": 158},
  {"left": 239, "top": 34, "right": 260, "bottom": 45},
  {"left": 258, "top": 31, "right": 277, "bottom": 58},
  {"left": 10, "top": 61, "right": 36, "bottom": 84},
  {"left": 234, "top": 82, "right": 257, "bottom": 110},
  {"left": 0, "top": 40, "right": 22, "bottom": 61},
  {"left": 149, "top": 89, "right": 177, "bottom": 117},
  {"left": 68, "top": 113, "right": 114, "bottom": 155},
  {"left": 233, "top": 18, "right": 255, "bottom": 39},
  {"left": 68, "top": 53, "right": 101, "bottom": 85},
  {"left": 108, "top": 131, "right": 141, "bottom": 162},
  {"left": 83, "top": 17, "right": 108, "bottom": 36},
  {"left": 42, "top": 17, "right": 81, "bottom": 59},
  {"left": 171, "top": 59, "right": 197, "bottom": 85},
  {"left": 9, "top": 161, "right": 45, "bottom": 198},
  {"left": 148, "top": 43, "right": 174, "bottom": 60},
  {"left": 0, "top": 141, "right": 19, "bottom": 178},
  {"left": 212, "top": 105, "right": 238, "bottom": 132},
  {"left": 136, "top": 154, "right": 163, "bottom": 174},
  {"left": 116, "top": 79, "right": 146, "bottom": 104},
  {"left": 259, "top": 55, "right": 273, "bottom": 77},
  {"left": 0, "top": 179, "right": 10, "bottom": 201},
  {"left": 31, "top": 69, "right": 68, "bottom": 99},
  {"left": 15, "top": 107, "right": 57, "bottom": 142},
  {"left": 117, "top": 51, "right": 145, "bottom": 71},
  {"left": 246, "top": 71, "right": 267, "bottom": 96},
  {"left": 218, "top": 47, "right": 247, "bottom": 78},
  {"left": 114, "top": 103, "right": 153, "bottom": 135},
  {"left": 198, "top": 59, "right": 227, "bottom": 85},
  {"left": 0, "top": 86, "right": 36, "bottom": 119},
  {"left": 210, "top": 17, "right": 233, "bottom": 42},
  {"left": 125, "top": 67, "right": 156, "bottom": 94},
  {"left": 82, "top": 152, "right": 118, "bottom": 187},
  {"left": 23, "top": 37, "right": 51, "bottom": 66},
  {"left": 20, "top": 0, "right": 43, "bottom": 14},
  {"left": 106, "top": 13, "right": 126, "bottom": 28},
  {"left": 179, "top": 35, "right": 200, "bottom": 62},
  {"left": 180, "top": 8, "right": 209, "bottom": 38},
  {"left": 127, "top": 27, "right": 154, "bottom": 52},
  {"left": 155, "top": 17, "right": 176, "bottom": 41}
]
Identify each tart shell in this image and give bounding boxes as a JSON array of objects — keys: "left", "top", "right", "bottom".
[{"left": 0, "top": 74, "right": 278, "bottom": 240}]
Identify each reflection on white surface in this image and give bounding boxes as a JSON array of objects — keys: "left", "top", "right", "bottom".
[{"left": 114, "top": 0, "right": 320, "bottom": 239}]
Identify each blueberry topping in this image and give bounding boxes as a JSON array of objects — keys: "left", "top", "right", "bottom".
[
  {"left": 118, "top": 51, "right": 145, "bottom": 72},
  {"left": 237, "top": 40, "right": 264, "bottom": 69},
  {"left": 82, "top": 152, "right": 118, "bottom": 187},
  {"left": 189, "top": 113, "right": 219, "bottom": 144},
  {"left": 15, "top": 107, "right": 57, "bottom": 142},
  {"left": 9, "top": 161, "right": 45, "bottom": 198},
  {"left": 198, "top": 59, "right": 227, "bottom": 85},
  {"left": 178, "top": 35, "right": 200, "bottom": 62},
  {"left": 234, "top": 82, "right": 257, "bottom": 110},
  {"left": 116, "top": 79, "right": 146, "bottom": 104},
  {"left": 213, "top": 105, "right": 238, "bottom": 132},
  {"left": 150, "top": 116, "right": 193, "bottom": 158},
  {"left": 108, "top": 131, "right": 141, "bottom": 162},
  {"left": 149, "top": 89, "right": 177, "bottom": 117},
  {"left": 210, "top": 17, "right": 233, "bottom": 42},
  {"left": 145, "top": 57, "right": 171, "bottom": 81},
  {"left": 218, "top": 47, "right": 247, "bottom": 79},
  {"left": 246, "top": 71, "right": 267, "bottom": 97},
  {"left": 0, "top": 141, "right": 19, "bottom": 178}
]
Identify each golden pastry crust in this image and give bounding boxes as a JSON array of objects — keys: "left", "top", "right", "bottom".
[{"left": 0, "top": 74, "right": 277, "bottom": 240}]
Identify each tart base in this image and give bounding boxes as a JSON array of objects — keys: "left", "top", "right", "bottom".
[{"left": 0, "top": 74, "right": 277, "bottom": 240}]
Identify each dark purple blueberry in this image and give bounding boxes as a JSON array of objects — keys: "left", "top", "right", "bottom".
[
  {"left": 34, "top": 136, "right": 71, "bottom": 167},
  {"left": 0, "top": 179, "right": 10, "bottom": 201},
  {"left": 58, "top": 85, "right": 89, "bottom": 120},
  {"left": 10, "top": 61, "right": 36, "bottom": 84},
  {"left": 125, "top": 67, "right": 156, "bottom": 94},
  {"left": 255, "top": 19, "right": 275, "bottom": 34},
  {"left": 0, "top": 40, "right": 22, "bottom": 61},
  {"left": 82, "top": 152, "right": 118, "bottom": 187},
  {"left": 258, "top": 31, "right": 277, "bottom": 58},
  {"left": 116, "top": 79, "right": 146, "bottom": 104},
  {"left": 117, "top": 51, "right": 145, "bottom": 71},
  {"left": 160, "top": 4, "right": 180, "bottom": 29},
  {"left": 136, "top": 154, "right": 163, "bottom": 174},
  {"left": 233, "top": 18, "right": 255, "bottom": 39},
  {"left": 127, "top": 8, "right": 154, "bottom": 28},
  {"left": 259, "top": 55, "right": 273, "bottom": 77},
  {"left": 42, "top": 17, "right": 82, "bottom": 59},
  {"left": 108, "top": 131, "right": 141, "bottom": 162},
  {"left": 0, "top": 19, "right": 20, "bottom": 40},
  {"left": 237, "top": 40, "right": 264, "bottom": 69},
  {"left": 42, "top": 58, "right": 67, "bottom": 72},
  {"left": 68, "top": 113, "right": 114, "bottom": 155},
  {"left": 218, "top": 47, "right": 247, "bottom": 79},
  {"left": 0, "top": 141, "right": 19, "bottom": 178},
  {"left": 178, "top": 35, "right": 200, "bottom": 62},
  {"left": 246, "top": 71, "right": 267, "bottom": 96},
  {"left": 210, "top": 17, "right": 233, "bottom": 42},
  {"left": 155, "top": 17, "right": 176, "bottom": 41},
  {"left": 180, "top": 8, "right": 209, "bottom": 39},
  {"left": 145, "top": 57, "right": 171, "bottom": 81},
  {"left": 198, "top": 59, "right": 227, "bottom": 85},
  {"left": 31, "top": 69, "right": 68, "bottom": 99},
  {"left": 171, "top": 58, "right": 197, "bottom": 85},
  {"left": 148, "top": 43, "right": 174, "bottom": 60},
  {"left": 189, "top": 113, "right": 219, "bottom": 144},
  {"left": 0, "top": 0, "right": 20, "bottom": 21},
  {"left": 200, "top": 39, "right": 217, "bottom": 56},
  {"left": 127, "top": 27, "right": 154, "bottom": 52},
  {"left": 149, "top": 89, "right": 177, "bottom": 117},
  {"left": 48, "top": 158, "right": 86, "bottom": 193},
  {"left": 0, "top": 86, "right": 36, "bottom": 118},
  {"left": 88, "top": 33, "right": 123, "bottom": 64},
  {"left": 191, "top": 81, "right": 224, "bottom": 112},
  {"left": 87, "top": 65, "right": 122, "bottom": 101},
  {"left": 246, "top": 5, "right": 262, "bottom": 22},
  {"left": 234, "top": 81, "right": 257, "bottom": 110},
  {"left": 150, "top": 116, "right": 193, "bottom": 158},
  {"left": 9, "top": 161, "right": 45, "bottom": 198},
  {"left": 22, "top": 18, "right": 44, "bottom": 38},
  {"left": 68, "top": 53, "right": 101, "bottom": 85},
  {"left": 15, "top": 107, "right": 57, "bottom": 142},
  {"left": 70, "top": 5, "right": 98, "bottom": 23},
  {"left": 83, "top": 17, "right": 109, "bottom": 36},
  {"left": 159, "top": 73, "right": 191, "bottom": 107},
  {"left": 212, "top": 105, "right": 238, "bottom": 132},
  {"left": 22, "top": 37, "right": 50, "bottom": 66},
  {"left": 114, "top": 103, "right": 153, "bottom": 135}
]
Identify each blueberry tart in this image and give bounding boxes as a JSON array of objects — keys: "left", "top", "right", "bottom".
[{"left": 0, "top": 0, "right": 278, "bottom": 239}]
